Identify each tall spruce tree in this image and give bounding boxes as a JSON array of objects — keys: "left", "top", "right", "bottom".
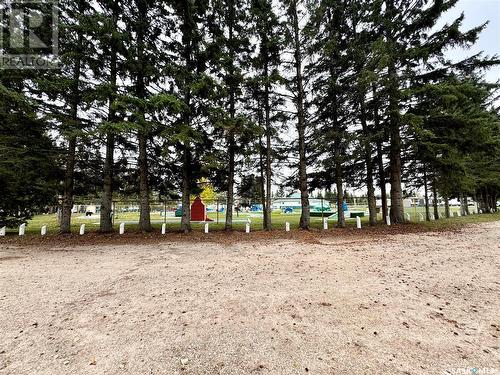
[
  {"left": 95, "top": 0, "right": 126, "bottom": 232},
  {"left": 53, "top": 0, "right": 97, "bottom": 233},
  {"left": 209, "top": 0, "right": 251, "bottom": 230},
  {"left": 283, "top": 0, "right": 310, "bottom": 229},
  {"left": 307, "top": 0, "right": 352, "bottom": 228},
  {"left": 376, "top": 0, "right": 486, "bottom": 223},
  {"left": 0, "top": 74, "right": 61, "bottom": 228},
  {"left": 169, "top": 0, "right": 217, "bottom": 232},
  {"left": 349, "top": 1, "right": 378, "bottom": 225},
  {"left": 250, "top": 0, "right": 283, "bottom": 230},
  {"left": 123, "top": 0, "right": 165, "bottom": 232}
]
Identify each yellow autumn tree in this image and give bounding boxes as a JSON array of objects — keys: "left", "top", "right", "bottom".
[{"left": 191, "top": 178, "right": 217, "bottom": 203}]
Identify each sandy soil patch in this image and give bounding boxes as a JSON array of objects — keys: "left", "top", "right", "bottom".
[{"left": 1, "top": 222, "right": 499, "bottom": 374}]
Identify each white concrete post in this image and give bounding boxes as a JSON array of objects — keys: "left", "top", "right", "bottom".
[
  {"left": 41, "top": 225, "right": 47, "bottom": 236},
  {"left": 119, "top": 222, "right": 125, "bottom": 235},
  {"left": 457, "top": 211, "right": 461, "bottom": 217},
  {"left": 356, "top": 216, "right": 361, "bottom": 229},
  {"left": 419, "top": 213, "right": 424, "bottom": 222},
  {"left": 0, "top": 227, "right": 5, "bottom": 236},
  {"left": 406, "top": 213, "right": 411, "bottom": 222},
  {"left": 285, "top": 222, "right": 290, "bottom": 232},
  {"left": 161, "top": 223, "right": 166, "bottom": 235},
  {"left": 245, "top": 223, "right": 250, "bottom": 233},
  {"left": 386, "top": 216, "right": 391, "bottom": 226},
  {"left": 323, "top": 218, "right": 328, "bottom": 230},
  {"left": 479, "top": 209, "right": 482, "bottom": 214},
  {"left": 204, "top": 222, "right": 209, "bottom": 234},
  {"left": 19, "top": 223, "right": 26, "bottom": 236},
  {"left": 79, "top": 224, "right": 85, "bottom": 235}
]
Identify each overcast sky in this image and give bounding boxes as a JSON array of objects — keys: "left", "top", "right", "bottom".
[{"left": 439, "top": 0, "right": 500, "bottom": 83}]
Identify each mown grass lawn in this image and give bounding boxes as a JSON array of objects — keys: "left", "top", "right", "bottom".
[{"left": 3, "top": 206, "right": 498, "bottom": 236}]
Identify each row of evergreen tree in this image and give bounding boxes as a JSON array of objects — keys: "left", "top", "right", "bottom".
[{"left": 1, "top": 0, "right": 499, "bottom": 232}]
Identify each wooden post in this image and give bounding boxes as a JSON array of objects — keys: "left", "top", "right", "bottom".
[
  {"left": 161, "top": 223, "right": 166, "bottom": 235},
  {"left": 41, "top": 225, "right": 47, "bottom": 236},
  {"left": 356, "top": 216, "right": 361, "bottom": 229},
  {"left": 386, "top": 216, "right": 391, "bottom": 226},
  {"left": 285, "top": 222, "right": 290, "bottom": 232},
  {"left": 119, "top": 222, "right": 125, "bottom": 235},
  {"left": 19, "top": 223, "right": 26, "bottom": 236},
  {"left": 79, "top": 224, "right": 85, "bottom": 235},
  {"left": 204, "top": 222, "right": 209, "bottom": 234},
  {"left": 323, "top": 218, "right": 328, "bottom": 230},
  {"left": 163, "top": 200, "right": 167, "bottom": 225}
]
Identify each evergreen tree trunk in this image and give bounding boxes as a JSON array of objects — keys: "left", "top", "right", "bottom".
[
  {"left": 432, "top": 178, "right": 439, "bottom": 219},
  {"left": 484, "top": 189, "right": 490, "bottom": 212},
  {"left": 480, "top": 188, "right": 488, "bottom": 212},
  {"left": 386, "top": 0, "right": 404, "bottom": 223},
  {"left": 388, "top": 68, "right": 404, "bottom": 223},
  {"left": 225, "top": 2, "right": 236, "bottom": 231},
  {"left": 138, "top": 132, "right": 151, "bottom": 231},
  {"left": 423, "top": 167, "right": 430, "bottom": 221},
  {"left": 181, "top": 146, "right": 192, "bottom": 233},
  {"left": 226, "top": 131, "right": 235, "bottom": 230},
  {"left": 330, "top": 74, "right": 345, "bottom": 228},
  {"left": 60, "top": 16, "right": 83, "bottom": 234},
  {"left": 100, "top": 1, "right": 119, "bottom": 233},
  {"left": 464, "top": 195, "right": 470, "bottom": 215},
  {"left": 259, "top": 134, "right": 267, "bottom": 229},
  {"left": 459, "top": 191, "right": 466, "bottom": 216},
  {"left": 136, "top": 0, "right": 151, "bottom": 232},
  {"left": 360, "top": 98, "right": 376, "bottom": 226},
  {"left": 377, "top": 144, "right": 388, "bottom": 223},
  {"left": 289, "top": 0, "right": 309, "bottom": 230},
  {"left": 444, "top": 194, "right": 450, "bottom": 218},
  {"left": 373, "top": 87, "right": 388, "bottom": 222},
  {"left": 100, "top": 132, "right": 115, "bottom": 232},
  {"left": 334, "top": 130, "right": 345, "bottom": 227},
  {"left": 179, "top": 1, "right": 195, "bottom": 233},
  {"left": 263, "top": 58, "right": 272, "bottom": 231},
  {"left": 61, "top": 137, "right": 77, "bottom": 233},
  {"left": 489, "top": 189, "right": 495, "bottom": 212}
]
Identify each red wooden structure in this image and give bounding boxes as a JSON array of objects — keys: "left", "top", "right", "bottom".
[{"left": 190, "top": 196, "right": 212, "bottom": 221}]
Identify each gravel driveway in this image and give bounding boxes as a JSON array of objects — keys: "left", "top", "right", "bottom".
[{"left": 1, "top": 222, "right": 499, "bottom": 374}]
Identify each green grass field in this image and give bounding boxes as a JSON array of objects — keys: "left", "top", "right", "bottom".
[{"left": 2, "top": 205, "right": 498, "bottom": 235}]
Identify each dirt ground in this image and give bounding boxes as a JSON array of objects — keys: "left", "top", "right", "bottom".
[{"left": 0, "top": 222, "right": 499, "bottom": 375}]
